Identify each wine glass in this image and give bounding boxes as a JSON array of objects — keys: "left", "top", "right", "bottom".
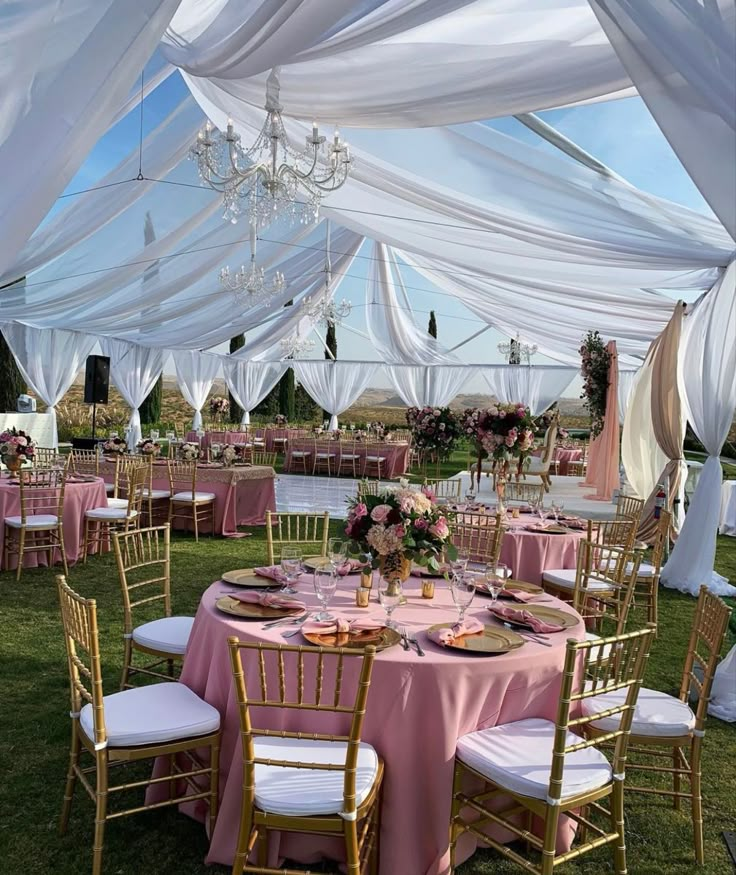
[
  {"left": 449, "top": 547, "right": 469, "bottom": 577},
  {"left": 378, "top": 582, "right": 403, "bottom": 629},
  {"left": 537, "top": 501, "right": 548, "bottom": 526},
  {"left": 484, "top": 563, "right": 508, "bottom": 603},
  {"left": 328, "top": 537, "right": 346, "bottom": 568},
  {"left": 551, "top": 499, "right": 564, "bottom": 524},
  {"left": 450, "top": 574, "right": 477, "bottom": 623},
  {"left": 280, "top": 546, "right": 302, "bottom": 595},
  {"left": 313, "top": 567, "right": 338, "bottom": 620}
]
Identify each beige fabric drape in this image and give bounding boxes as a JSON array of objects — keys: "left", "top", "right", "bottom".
[{"left": 637, "top": 302, "right": 687, "bottom": 543}]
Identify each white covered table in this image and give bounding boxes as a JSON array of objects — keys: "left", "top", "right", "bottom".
[{"left": 719, "top": 481, "right": 736, "bottom": 536}]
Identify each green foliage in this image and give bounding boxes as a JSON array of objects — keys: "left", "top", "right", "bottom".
[
  {"left": 138, "top": 375, "right": 162, "bottom": 425},
  {"left": 579, "top": 330, "right": 611, "bottom": 437},
  {"left": 228, "top": 334, "right": 245, "bottom": 423},
  {"left": 322, "top": 320, "right": 338, "bottom": 420},
  {"left": 0, "top": 329, "right": 26, "bottom": 413},
  {"left": 278, "top": 368, "right": 296, "bottom": 419}
]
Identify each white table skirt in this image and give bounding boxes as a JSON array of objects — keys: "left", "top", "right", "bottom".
[{"left": 719, "top": 481, "right": 736, "bottom": 537}]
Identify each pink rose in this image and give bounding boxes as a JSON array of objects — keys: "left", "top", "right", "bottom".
[
  {"left": 429, "top": 517, "right": 449, "bottom": 539},
  {"left": 353, "top": 502, "right": 368, "bottom": 519},
  {"left": 505, "top": 436, "right": 515, "bottom": 447},
  {"left": 392, "top": 523, "right": 406, "bottom": 538},
  {"left": 371, "top": 504, "right": 392, "bottom": 523},
  {"left": 414, "top": 518, "right": 429, "bottom": 531},
  {"left": 421, "top": 486, "right": 435, "bottom": 501}
]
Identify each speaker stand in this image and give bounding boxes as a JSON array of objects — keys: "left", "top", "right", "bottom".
[{"left": 91, "top": 403, "right": 97, "bottom": 441}]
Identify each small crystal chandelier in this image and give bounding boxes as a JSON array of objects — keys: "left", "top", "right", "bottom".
[
  {"left": 497, "top": 332, "right": 538, "bottom": 365},
  {"left": 280, "top": 328, "right": 316, "bottom": 358},
  {"left": 190, "top": 68, "right": 352, "bottom": 227},
  {"left": 220, "top": 223, "right": 286, "bottom": 306},
  {"left": 304, "top": 220, "right": 352, "bottom": 326}
]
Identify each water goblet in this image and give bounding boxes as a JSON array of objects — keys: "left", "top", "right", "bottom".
[
  {"left": 449, "top": 547, "right": 469, "bottom": 577},
  {"left": 378, "top": 581, "right": 403, "bottom": 629},
  {"left": 551, "top": 499, "right": 564, "bottom": 524},
  {"left": 484, "top": 563, "right": 508, "bottom": 604},
  {"left": 313, "top": 567, "right": 338, "bottom": 621},
  {"left": 450, "top": 573, "right": 477, "bottom": 624},
  {"left": 328, "top": 537, "right": 346, "bottom": 568},
  {"left": 150, "top": 430, "right": 159, "bottom": 441},
  {"left": 279, "top": 546, "right": 302, "bottom": 595},
  {"left": 537, "top": 502, "right": 548, "bottom": 526}
]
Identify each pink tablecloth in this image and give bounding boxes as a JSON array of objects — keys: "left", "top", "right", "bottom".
[
  {"left": 187, "top": 429, "right": 308, "bottom": 453},
  {"left": 169, "top": 577, "right": 585, "bottom": 874},
  {"left": 284, "top": 440, "right": 410, "bottom": 478},
  {"left": 532, "top": 447, "right": 583, "bottom": 476},
  {"left": 500, "top": 515, "right": 586, "bottom": 583},
  {"left": 0, "top": 475, "right": 108, "bottom": 569}
]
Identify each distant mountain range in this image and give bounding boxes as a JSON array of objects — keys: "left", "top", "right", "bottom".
[{"left": 353, "top": 388, "right": 586, "bottom": 416}]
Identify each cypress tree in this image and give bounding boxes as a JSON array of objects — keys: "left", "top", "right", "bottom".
[
  {"left": 228, "top": 334, "right": 245, "bottom": 423},
  {"left": 139, "top": 376, "right": 162, "bottom": 424},
  {"left": 428, "top": 310, "right": 438, "bottom": 339},
  {"left": 322, "top": 319, "right": 337, "bottom": 421},
  {"left": 278, "top": 368, "right": 296, "bottom": 420}
]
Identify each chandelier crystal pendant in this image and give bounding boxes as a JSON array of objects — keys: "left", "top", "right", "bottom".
[
  {"left": 280, "top": 329, "right": 316, "bottom": 358},
  {"left": 190, "top": 68, "right": 352, "bottom": 227},
  {"left": 304, "top": 220, "right": 352, "bottom": 326},
  {"left": 497, "top": 332, "right": 539, "bottom": 365},
  {"left": 220, "top": 223, "right": 286, "bottom": 306}
]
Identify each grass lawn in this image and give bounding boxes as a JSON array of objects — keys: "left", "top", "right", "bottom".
[{"left": 1, "top": 510, "right": 734, "bottom": 874}]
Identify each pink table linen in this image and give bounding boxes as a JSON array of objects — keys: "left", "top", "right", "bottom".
[
  {"left": 187, "top": 429, "right": 308, "bottom": 453},
  {"left": 499, "top": 516, "right": 586, "bottom": 583},
  {"left": 0, "top": 475, "right": 108, "bottom": 569},
  {"left": 531, "top": 447, "right": 583, "bottom": 476},
  {"left": 168, "top": 577, "right": 585, "bottom": 874},
  {"left": 284, "top": 440, "right": 410, "bottom": 478}
]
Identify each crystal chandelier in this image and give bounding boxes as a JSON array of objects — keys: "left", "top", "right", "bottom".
[
  {"left": 190, "top": 68, "right": 352, "bottom": 227},
  {"left": 280, "top": 329, "right": 316, "bottom": 358},
  {"left": 304, "top": 221, "right": 352, "bottom": 326},
  {"left": 497, "top": 332, "right": 538, "bottom": 365},
  {"left": 219, "top": 224, "right": 286, "bottom": 306}
]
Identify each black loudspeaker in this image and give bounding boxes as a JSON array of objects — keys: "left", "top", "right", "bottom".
[{"left": 84, "top": 355, "right": 110, "bottom": 405}]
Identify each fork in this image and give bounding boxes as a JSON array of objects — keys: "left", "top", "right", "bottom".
[
  {"left": 262, "top": 613, "right": 308, "bottom": 629},
  {"left": 502, "top": 621, "right": 552, "bottom": 647},
  {"left": 397, "top": 626, "right": 411, "bottom": 651},
  {"left": 402, "top": 628, "right": 425, "bottom": 657}
]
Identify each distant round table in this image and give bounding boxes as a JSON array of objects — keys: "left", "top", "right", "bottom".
[
  {"left": 720, "top": 481, "right": 736, "bottom": 536},
  {"left": 500, "top": 515, "right": 587, "bottom": 583},
  {"left": 160, "top": 576, "right": 585, "bottom": 874}
]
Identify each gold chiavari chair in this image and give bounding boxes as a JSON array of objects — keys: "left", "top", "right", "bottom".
[
  {"left": 502, "top": 481, "right": 545, "bottom": 505},
  {"left": 112, "top": 525, "right": 193, "bottom": 689},
  {"left": 288, "top": 439, "right": 315, "bottom": 474},
  {"left": 362, "top": 443, "right": 387, "bottom": 479},
  {"left": 82, "top": 464, "right": 146, "bottom": 562},
  {"left": 270, "top": 427, "right": 289, "bottom": 454},
  {"left": 541, "top": 538, "right": 628, "bottom": 601},
  {"left": 583, "top": 587, "right": 731, "bottom": 865},
  {"left": 56, "top": 576, "right": 220, "bottom": 875},
  {"left": 567, "top": 441, "right": 589, "bottom": 478},
  {"left": 450, "top": 515, "right": 504, "bottom": 567},
  {"left": 615, "top": 493, "right": 645, "bottom": 524},
  {"left": 594, "top": 518, "right": 638, "bottom": 551},
  {"left": 3, "top": 467, "right": 68, "bottom": 581},
  {"left": 423, "top": 477, "right": 462, "bottom": 500},
  {"left": 106, "top": 456, "right": 144, "bottom": 510},
  {"left": 392, "top": 429, "right": 412, "bottom": 442},
  {"left": 227, "top": 640, "right": 383, "bottom": 875},
  {"left": 450, "top": 509, "right": 490, "bottom": 527},
  {"left": 449, "top": 627, "right": 655, "bottom": 875},
  {"left": 250, "top": 449, "right": 277, "bottom": 468},
  {"left": 34, "top": 446, "right": 59, "bottom": 468},
  {"left": 265, "top": 510, "right": 330, "bottom": 565},
  {"left": 70, "top": 448, "right": 100, "bottom": 477},
  {"left": 139, "top": 455, "right": 170, "bottom": 526},
  {"left": 357, "top": 479, "right": 381, "bottom": 500},
  {"left": 313, "top": 438, "right": 338, "bottom": 476},
  {"left": 630, "top": 510, "right": 671, "bottom": 631},
  {"left": 338, "top": 438, "right": 361, "bottom": 478},
  {"left": 167, "top": 460, "right": 215, "bottom": 542}
]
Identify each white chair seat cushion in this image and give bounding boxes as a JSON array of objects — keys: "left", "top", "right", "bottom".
[
  {"left": 107, "top": 497, "right": 129, "bottom": 509},
  {"left": 525, "top": 459, "right": 548, "bottom": 474},
  {"left": 86, "top": 506, "right": 138, "bottom": 521},
  {"left": 252, "top": 736, "right": 379, "bottom": 817},
  {"left": 542, "top": 569, "right": 612, "bottom": 592},
  {"left": 132, "top": 616, "right": 194, "bottom": 656},
  {"left": 581, "top": 686, "right": 696, "bottom": 737},
  {"left": 105, "top": 483, "right": 114, "bottom": 494},
  {"left": 340, "top": 454, "right": 360, "bottom": 460},
  {"left": 80, "top": 682, "right": 220, "bottom": 748},
  {"left": 290, "top": 451, "right": 311, "bottom": 458},
  {"left": 171, "top": 491, "right": 216, "bottom": 503},
  {"left": 626, "top": 561, "right": 656, "bottom": 578},
  {"left": 143, "top": 488, "right": 171, "bottom": 499},
  {"left": 315, "top": 452, "right": 337, "bottom": 459},
  {"left": 5, "top": 514, "right": 59, "bottom": 529},
  {"left": 456, "top": 717, "right": 611, "bottom": 801},
  {"left": 585, "top": 631, "right": 613, "bottom": 661},
  {"left": 364, "top": 456, "right": 385, "bottom": 462}
]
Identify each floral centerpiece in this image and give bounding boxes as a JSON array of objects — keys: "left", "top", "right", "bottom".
[
  {"left": 178, "top": 442, "right": 201, "bottom": 462},
  {"left": 0, "top": 428, "right": 35, "bottom": 475},
  {"left": 220, "top": 444, "right": 243, "bottom": 466},
  {"left": 406, "top": 406, "right": 461, "bottom": 460},
  {"left": 102, "top": 437, "right": 127, "bottom": 456},
  {"left": 579, "top": 330, "right": 611, "bottom": 437},
  {"left": 208, "top": 395, "right": 230, "bottom": 424},
  {"left": 462, "top": 404, "right": 535, "bottom": 487},
  {"left": 136, "top": 438, "right": 161, "bottom": 456},
  {"left": 274, "top": 413, "right": 288, "bottom": 426},
  {"left": 345, "top": 480, "right": 456, "bottom": 597}
]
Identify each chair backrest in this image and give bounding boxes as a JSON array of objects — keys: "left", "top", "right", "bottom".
[
  {"left": 17, "top": 468, "right": 66, "bottom": 522},
  {"left": 503, "top": 481, "right": 545, "bottom": 505},
  {"left": 70, "top": 448, "right": 100, "bottom": 476},
  {"left": 357, "top": 479, "right": 381, "bottom": 499},
  {"left": 250, "top": 450, "right": 277, "bottom": 468},
  {"left": 56, "top": 575, "right": 107, "bottom": 749},
  {"left": 112, "top": 525, "right": 171, "bottom": 635},
  {"left": 451, "top": 510, "right": 491, "bottom": 527},
  {"left": 227, "top": 639, "right": 376, "bottom": 821},
  {"left": 615, "top": 493, "right": 645, "bottom": 524},
  {"left": 572, "top": 542, "right": 640, "bottom": 634},
  {"left": 424, "top": 478, "right": 462, "bottom": 500},
  {"left": 541, "top": 422, "right": 559, "bottom": 465},
  {"left": 34, "top": 446, "right": 59, "bottom": 468},
  {"left": 122, "top": 464, "right": 147, "bottom": 518},
  {"left": 450, "top": 515, "right": 504, "bottom": 565},
  {"left": 167, "top": 460, "right": 198, "bottom": 496},
  {"left": 548, "top": 627, "right": 654, "bottom": 805},
  {"left": 649, "top": 509, "right": 672, "bottom": 575},
  {"left": 592, "top": 518, "right": 638, "bottom": 551},
  {"left": 265, "top": 511, "right": 330, "bottom": 565},
  {"left": 679, "top": 586, "right": 732, "bottom": 734}
]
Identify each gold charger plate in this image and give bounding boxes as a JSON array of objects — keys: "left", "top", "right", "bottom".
[
  {"left": 492, "top": 604, "right": 578, "bottom": 630},
  {"left": 214, "top": 595, "right": 303, "bottom": 620},
  {"left": 301, "top": 626, "right": 400, "bottom": 651},
  {"left": 525, "top": 524, "right": 571, "bottom": 535},
  {"left": 427, "top": 623, "right": 524, "bottom": 654},
  {"left": 221, "top": 568, "right": 281, "bottom": 587},
  {"left": 475, "top": 579, "right": 543, "bottom": 598},
  {"left": 302, "top": 555, "right": 333, "bottom": 571}
]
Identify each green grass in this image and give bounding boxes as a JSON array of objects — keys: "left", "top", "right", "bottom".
[{"left": 1, "top": 520, "right": 735, "bottom": 874}]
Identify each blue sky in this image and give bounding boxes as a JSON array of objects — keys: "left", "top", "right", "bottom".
[{"left": 58, "top": 68, "right": 712, "bottom": 395}]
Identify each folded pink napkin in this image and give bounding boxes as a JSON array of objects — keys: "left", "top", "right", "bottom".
[
  {"left": 302, "top": 617, "right": 385, "bottom": 635},
  {"left": 253, "top": 565, "right": 302, "bottom": 582},
  {"left": 489, "top": 604, "right": 565, "bottom": 633},
  {"left": 499, "top": 588, "right": 538, "bottom": 604},
  {"left": 410, "top": 564, "right": 448, "bottom": 578},
  {"left": 428, "top": 617, "right": 484, "bottom": 646},
  {"left": 335, "top": 559, "right": 364, "bottom": 576},
  {"left": 228, "top": 591, "right": 305, "bottom": 610}
]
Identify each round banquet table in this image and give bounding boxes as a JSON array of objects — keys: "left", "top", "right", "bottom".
[
  {"left": 720, "top": 481, "right": 736, "bottom": 536},
  {"left": 168, "top": 575, "right": 585, "bottom": 874},
  {"left": 495, "top": 514, "right": 587, "bottom": 584},
  {"left": 0, "top": 474, "right": 108, "bottom": 569}
]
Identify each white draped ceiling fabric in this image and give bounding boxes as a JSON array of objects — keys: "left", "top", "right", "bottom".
[
  {"left": 224, "top": 360, "right": 289, "bottom": 426},
  {"left": 387, "top": 365, "right": 475, "bottom": 409},
  {"left": 617, "top": 369, "right": 639, "bottom": 425},
  {"left": 484, "top": 366, "right": 578, "bottom": 416},
  {"left": 0, "top": 324, "right": 96, "bottom": 449},
  {"left": 292, "top": 361, "right": 380, "bottom": 431},
  {"left": 662, "top": 261, "right": 736, "bottom": 598},
  {"left": 172, "top": 350, "right": 222, "bottom": 431},
  {"left": 100, "top": 338, "right": 164, "bottom": 447}
]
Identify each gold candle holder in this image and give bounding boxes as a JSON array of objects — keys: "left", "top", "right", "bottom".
[
  {"left": 355, "top": 587, "right": 370, "bottom": 608},
  {"left": 421, "top": 579, "right": 435, "bottom": 600},
  {"left": 511, "top": 507, "right": 520, "bottom": 519},
  {"left": 360, "top": 569, "right": 373, "bottom": 590}
]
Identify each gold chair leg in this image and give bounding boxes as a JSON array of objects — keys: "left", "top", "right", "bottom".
[
  {"left": 59, "top": 724, "right": 81, "bottom": 835},
  {"left": 209, "top": 739, "right": 220, "bottom": 835},
  {"left": 448, "top": 761, "right": 464, "bottom": 874},
  {"left": 612, "top": 778, "right": 628, "bottom": 874},
  {"left": 691, "top": 739, "right": 705, "bottom": 865},
  {"left": 540, "top": 803, "right": 560, "bottom": 875},
  {"left": 256, "top": 829, "right": 268, "bottom": 868},
  {"left": 193, "top": 504, "right": 199, "bottom": 542},
  {"left": 92, "top": 749, "right": 109, "bottom": 875},
  {"left": 120, "top": 639, "right": 133, "bottom": 690},
  {"left": 344, "top": 819, "right": 360, "bottom": 875},
  {"left": 15, "top": 527, "right": 26, "bottom": 581},
  {"left": 673, "top": 747, "right": 682, "bottom": 810},
  {"left": 58, "top": 526, "right": 69, "bottom": 577}
]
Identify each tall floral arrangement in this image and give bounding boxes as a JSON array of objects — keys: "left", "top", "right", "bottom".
[
  {"left": 136, "top": 438, "right": 161, "bottom": 456},
  {"left": 102, "top": 437, "right": 127, "bottom": 455},
  {"left": 462, "top": 403, "right": 535, "bottom": 486},
  {"left": 579, "top": 331, "right": 611, "bottom": 437},
  {"left": 405, "top": 406, "right": 461, "bottom": 459},
  {"left": 0, "top": 428, "right": 35, "bottom": 463},
  {"left": 178, "top": 442, "right": 201, "bottom": 461},
  {"left": 209, "top": 395, "right": 230, "bottom": 423}
]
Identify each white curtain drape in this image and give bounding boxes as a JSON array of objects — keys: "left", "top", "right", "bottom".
[
  {"left": 387, "top": 365, "right": 474, "bottom": 408},
  {"left": 224, "top": 360, "right": 288, "bottom": 426},
  {"left": 0, "top": 323, "right": 96, "bottom": 448},
  {"left": 662, "top": 260, "right": 736, "bottom": 597},
  {"left": 0, "top": 0, "right": 180, "bottom": 278},
  {"left": 483, "top": 366, "right": 578, "bottom": 415},
  {"left": 292, "top": 361, "right": 379, "bottom": 430},
  {"left": 617, "top": 369, "right": 639, "bottom": 425},
  {"left": 100, "top": 338, "right": 164, "bottom": 447},
  {"left": 590, "top": 0, "right": 736, "bottom": 240},
  {"left": 171, "top": 350, "right": 222, "bottom": 431}
]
